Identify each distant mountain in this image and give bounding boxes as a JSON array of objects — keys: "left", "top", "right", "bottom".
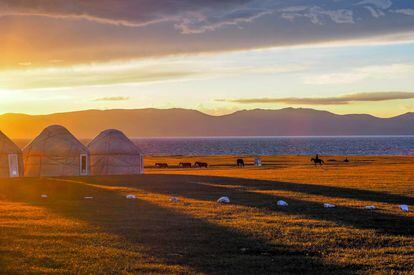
[{"left": 1, "top": 108, "right": 414, "bottom": 139}]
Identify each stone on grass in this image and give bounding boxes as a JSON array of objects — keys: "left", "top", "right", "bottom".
[
  {"left": 217, "top": 196, "right": 230, "bottom": 204},
  {"left": 277, "top": 200, "right": 288, "bottom": 206}
]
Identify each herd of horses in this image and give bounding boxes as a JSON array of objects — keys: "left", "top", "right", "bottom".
[
  {"left": 180, "top": 162, "right": 208, "bottom": 168},
  {"left": 155, "top": 162, "right": 209, "bottom": 168},
  {"left": 155, "top": 161, "right": 208, "bottom": 168},
  {"left": 155, "top": 155, "right": 348, "bottom": 169},
  {"left": 155, "top": 159, "right": 245, "bottom": 169}
]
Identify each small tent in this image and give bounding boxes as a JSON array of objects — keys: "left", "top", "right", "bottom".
[
  {"left": 88, "top": 129, "right": 144, "bottom": 175},
  {"left": 0, "top": 131, "right": 23, "bottom": 177},
  {"left": 23, "top": 125, "right": 89, "bottom": 177}
]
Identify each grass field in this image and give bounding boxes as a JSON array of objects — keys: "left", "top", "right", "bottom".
[{"left": 1, "top": 156, "right": 414, "bottom": 273}]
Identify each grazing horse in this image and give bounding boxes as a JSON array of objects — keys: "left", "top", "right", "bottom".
[
  {"left": 237, "top": 159, "right": 245, "bottom": 167},
  {"left": 194, "top": 162, "right": 208, "bottom": 168},
  {"left": 179, "top": 162, "right": 192, "bottom": 168},
  {"left": 155, "top": 163, "right": 168, "bottom": 168},
  {"left": 311, "top": 157, "right": 325, "bottom": 166}
]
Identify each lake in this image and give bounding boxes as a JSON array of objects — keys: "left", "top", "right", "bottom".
[{"left": 131, "top": 136, "right": 414, "bottom": 156}]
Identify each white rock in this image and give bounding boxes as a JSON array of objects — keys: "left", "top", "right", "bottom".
[
  {"left": 126, "top": 194, "right": 137, "bottom": 199},
  {"left": 365, "top": 205, "right": 376, "bottom": 210},
  {"left": 400, "top": 204, "right": 409, "bottom": 212},
  {"left": 324, "top": 203, "right": 336, "bottom": 208},
  {"left": 40, "top": 194, "right": 48, "bottom": 199},
  {"left": 217, "top": 196, "right": 230, "bottom": 204},
  {"left": 277, "top": 200, "right": 288, "bottom": 206}
]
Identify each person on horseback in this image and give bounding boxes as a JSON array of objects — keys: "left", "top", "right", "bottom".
[{"left": 311, "top": 154, "right": 325, "bottom": 166}]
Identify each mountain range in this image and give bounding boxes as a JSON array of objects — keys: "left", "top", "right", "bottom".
[{"left": 1, "top": 108, "right": 414, "bottom": 139}]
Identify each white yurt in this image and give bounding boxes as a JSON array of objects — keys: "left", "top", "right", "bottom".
[
  {"left": 88, "top": 129, "right": 144, "bottom": 176},
  {"left": 0, "top": 131, "right": 23, "bottom": 177},
  {"left": 22, "top": 125, "right": 89, "bottom": 177}
]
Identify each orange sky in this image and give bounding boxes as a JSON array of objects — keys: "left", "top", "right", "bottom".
[{"left": 1, "top": 0, "right": 414, "bottom": 117}]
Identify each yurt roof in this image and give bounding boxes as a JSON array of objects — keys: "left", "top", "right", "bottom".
[
  {"left": 0, "top": 131, "right": 21, "bottom": 155},
  {"left": 88, "top": 129, "right": 142, "bottom": 155},
  {"left": 23, "top": 125, "right": 88, "bottom": 156}
]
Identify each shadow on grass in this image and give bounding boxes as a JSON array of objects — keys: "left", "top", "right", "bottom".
[
  {"left": 0, "top": 178, "right": 350, "bottom": 274},
  {"left": 88, "top": 174, "right": 414, "bottom": 238},
  {"left": 102, "top": 173, "right": 413, "bottom": 204}
]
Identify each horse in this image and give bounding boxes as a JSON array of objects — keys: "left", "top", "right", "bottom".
[
  {"left": 155, "top": 163, "right": 168, "bottom": 168},
  {"left": 194, "top": 162, "right": 208, "bottom": 168},
  {"left": 237, "top": 159, "right": 245, "bottom": 167},
  {"left": 179, "top": 162, "right": 192, "bottom": 168},
  {"left": 311, "top": 158, "right": 325, "bottom": 166}
]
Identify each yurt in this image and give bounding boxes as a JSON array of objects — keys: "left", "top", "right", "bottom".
[
  {"left": 88, "top": 129, "right": 144, "bottom": 175},
  {"left": 0, "top": 131, "right": 23, "bottom": 177},
  {"left": 23, "top": 125, "right": 89, "bottom": 177}
]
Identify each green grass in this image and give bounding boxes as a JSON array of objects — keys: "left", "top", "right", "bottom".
[{"left": 1, "top": 156, "right": 414, "bottom": 273}]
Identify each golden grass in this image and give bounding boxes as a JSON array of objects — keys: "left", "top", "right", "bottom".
[{"left": 1, "top": 156, "right": 414, "bottom": 273}]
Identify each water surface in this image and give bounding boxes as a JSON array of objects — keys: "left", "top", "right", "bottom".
[{"left": 131, "top": 136, "right": 414, "bottom": 156}]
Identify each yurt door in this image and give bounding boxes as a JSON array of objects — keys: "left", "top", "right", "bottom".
[
  {"left": 8, "top": 154, "right": 19, "bottom": 177},
  {"left": 80, "top": 154, "right": 88, "bottom": 176},
  {"left": 140, "top": 155, "right": 144, "bottom": 174}
]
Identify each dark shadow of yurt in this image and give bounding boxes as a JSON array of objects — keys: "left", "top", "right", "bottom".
[
  {"left": 23, "top": 125, "right": 89, "bottom": 177},
  {"left": 88, "top": 129, "right": 144, "bottom": 176},
  {"left": 0, "top": 131, "right": 23, "bottom": 178}
]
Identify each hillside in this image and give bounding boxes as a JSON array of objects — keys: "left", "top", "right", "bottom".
[{"left": 1, "top": 108, "right": 414, "bottom": 139}]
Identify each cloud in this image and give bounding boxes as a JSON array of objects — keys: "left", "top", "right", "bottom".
[
  {"left": 18, "top": 62, "right": 32, "bottom": 67},
  {"left": 0, "top": 59, "right": 200, "bottom": 89},
  {"left": 0, "top": 0, "right": 362, "bottom": 32},
  {"left": 279, "top": 6, "right": 354, "bottom": 25},
  {"left": 217, "top": 91, "right": 414, "bottom": 105},
  {"left": 0, "top": 0, "right": 400, "bottom": 32},
  {"left": 0, "top": 0, "right": 405, "bottom": 33},
  {"left": 0, "top": 0, "right": 260, "bottom": 31},
  {"left": 175, "top": 8, "right": 274, "bottom": 34},
  {"left": 357, "top": 0, "right": 393, "bottom": 10},
  {"left": 95, "top": 96, "right": 130, "bottom": 101},
  {"left": 393, "top": 9, "right": 414, "bottom": 16},
  {"left": 0, "top": 0, "right": 172, "bottom": 27},
  {"left": 1, "top": 0, "right": 414, "bottom": 69},
  {"left": 0, "top": 52, "right": 308, "bottom": 90},
  {"left": 304, "top": 64, "right": 414, "bottom": 85}
]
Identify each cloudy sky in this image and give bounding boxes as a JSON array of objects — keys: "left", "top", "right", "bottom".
[{"left": 1, "top": 0, "right": 414, "bottom": 117}]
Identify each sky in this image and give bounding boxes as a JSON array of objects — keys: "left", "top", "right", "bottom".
[{"left": 1, "top": 0, "right": 414, "bottom": 117}]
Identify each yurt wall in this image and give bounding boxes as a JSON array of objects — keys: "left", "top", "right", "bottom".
[
  {"left": 23, "top": 125, "right": 89, "bottom": 177},
  {"left": 88, "top": 129, "right": 143, "bottom": 176}
]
